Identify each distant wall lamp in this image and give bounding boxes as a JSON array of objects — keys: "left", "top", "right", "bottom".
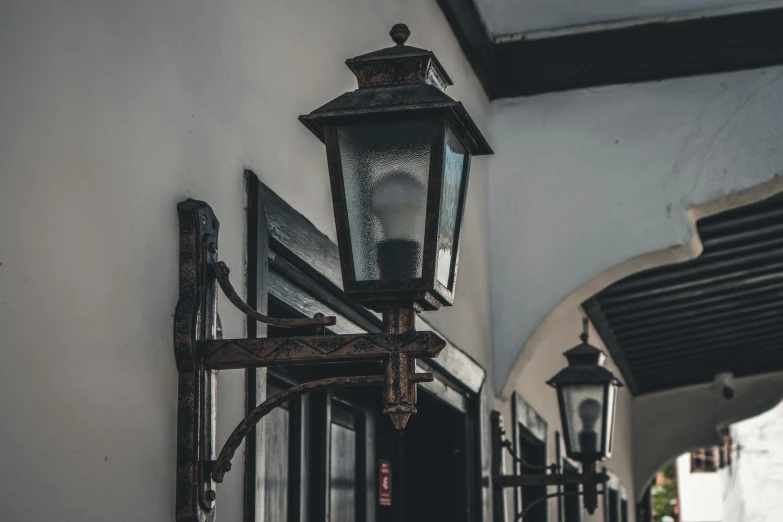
[
  {"left": 491, "top": 319, "right": 623, "bottom": 520},
  {"left": 174, "top": 24, "right": 492, "bottom": 521}
]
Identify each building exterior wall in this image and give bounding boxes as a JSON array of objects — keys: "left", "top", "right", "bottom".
[
  {"left": 0, "top": 2, "right": 491, "bottom": 521},
  {"left": 722, "top": 399, "right": 783, "bottom": 522},
  {"left": 488, "top": 67, "right": 783, "bottom": 394},
  {"left": 3, "top": 2, "right": 783, "bottom": 522},
  {"left": 675, "top": 453, "right": 722, "bottom": 522}
]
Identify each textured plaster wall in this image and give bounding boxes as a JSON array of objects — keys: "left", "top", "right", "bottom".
[
  {"left": 0, "top": 1, "right": 492, "bottom": 521},
  {"left": 633, "top": 371, "right": 783, "bottom": 497},
  {"left": 675, "top": 453, "right": 722, "bottom": 522},
  {"left": 722, "top": 398, "right": 783, "bottom": 522},
  {"left": 489, "top": 66, "right": 783, "bottom": 394}
]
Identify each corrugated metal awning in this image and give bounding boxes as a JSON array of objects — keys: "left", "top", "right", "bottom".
[{"left": 584, "top": 193, "right": 783, "bottom": 395}]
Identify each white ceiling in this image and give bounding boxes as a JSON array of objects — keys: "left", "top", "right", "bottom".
[{"left": 475, "top": 0, "right": 783, "bottom": 37}]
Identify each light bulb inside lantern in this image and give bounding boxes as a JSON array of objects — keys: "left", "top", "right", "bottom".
[
  {"left": 371, "top": 172, "right": 425, "bottom": 280},
  {"left": 578, "top": 398, "right": 601, "bottom": 454}
]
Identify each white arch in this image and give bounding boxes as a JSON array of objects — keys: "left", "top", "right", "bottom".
[
  {"left": 499, "top": 176, "right": 783, "bottom": 399},
  {"left": 497, "top": 178, "right": 783, "bottom": 497}
]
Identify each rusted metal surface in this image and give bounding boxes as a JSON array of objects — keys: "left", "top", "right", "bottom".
[
  {"left": 345, "top": 24, "right": 452, "bottom": 90},
  {"left": 197, "top": 330, "right": 446, "bottom": 370},
  {"left": 491, "top": 411, "right": 607, "bottom": 521},
  {"left": 213, "top": 260, "right": 336, "bottom": 328},
  {"left": 175, "top": 199, "right": 218, "bottom": 522},
  {"left": 381, "top": 309, "right": 418, "bottom": 429},
  {"left": 383, "top": 307, "right": 416, "bottom": 333}
]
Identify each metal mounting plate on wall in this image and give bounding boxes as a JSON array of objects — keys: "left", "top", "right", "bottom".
[{"left": 175, "top": 199, "right": 219, "bottom": 522}]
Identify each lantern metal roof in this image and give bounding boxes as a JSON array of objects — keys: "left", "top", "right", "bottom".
[
  {"left": 547, "top": 332, "right": 624, "bottom": 388},
  {"left": 299, "top": 24, "right": 493, "bottom": 156}
]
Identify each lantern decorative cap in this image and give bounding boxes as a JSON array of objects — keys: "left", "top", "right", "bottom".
[
  {"left": 344, "top": 24, "right": 453, "bottom": 90},
  {"left": 299, "top": 24, "right": 492, "bottom": 156},
  {"left": 547, "top": 319, "right": 624, "bottom": 388},
  {"left": 390, "top": 23, "right": 411, "bottom": 45}
]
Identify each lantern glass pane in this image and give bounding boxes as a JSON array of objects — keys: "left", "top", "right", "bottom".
[
  {"left": 562, "top": 384, "right": 605, "bottom": 457},
  {"left": 604, "top": 384, "right": 617, "bottom": 457},
  {"left": 436, "top": 126, "right": 468, "bottom": 288},
  {"left": 337, "top": 121, "right": 433, "bottom": 282}
]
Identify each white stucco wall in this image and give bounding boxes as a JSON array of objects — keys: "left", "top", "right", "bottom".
[
  {"left": 0, "top": 2, "right": 492, "bottom": 521},
  {"left": 633, "top": 371, "right": 783, "bottom": 497},
  {"left": 722, "top": 398, "right": 783, "bottom": 522},
  {"left": 488, "top": 66, "right": 783, "bottom": 395},
  {"left": 675, "top": 453, "right": 722, "bottom": 522}
]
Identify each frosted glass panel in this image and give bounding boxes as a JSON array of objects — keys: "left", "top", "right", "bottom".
[
  {"left": 562, "top": 384, "right": 605, "bottom": 455},
  {"left": 338, "top": 121, "right": 433, "bottom": 281},
  {"left": 436, "top": 127, "right": 467, "bottom": 288}
]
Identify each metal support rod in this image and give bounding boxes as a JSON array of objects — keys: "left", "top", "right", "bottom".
[
  {"left": 582, "top": 462, "right": 599, "bottom": 514},
  {"left": 214, "top": 260, "right": 336, "bottom": 328},
  {"left": 514, "top": 489, "right": 604, "bottom": 521},
  {"left": 211, "top": 375, "right": 383, "bottom": 483},
  {"left": 502, "top": 441, "right": 558, "bottom": 472},
  {"left": 211, "top": 372, "right": 434, "bottom": 483},
  {"left": 496, "top": 470, "right": 607, "bottom": 488},
  {"left": 382, "top": 308, "right": 418, "bottom": 429}
]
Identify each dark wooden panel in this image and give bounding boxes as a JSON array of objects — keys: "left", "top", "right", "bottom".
[
  {"left": 438, "top": 0, "right": 783, "bottom": 98},
  {"left": 245, "top": 171, "right": 269, "bottom": 522},
  {"left": 586, "top": 191, "right": 783, "bottom": 395}
]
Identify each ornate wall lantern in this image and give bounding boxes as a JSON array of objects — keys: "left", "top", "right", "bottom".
[
  {"left": 491, "top": 319, "right": 623, "bottom": 519},
  {"left": 547, "top": 319, "right": 623, "bottom": 465},
  {"left": 173, "top": 24, "right": 491, "bottom": 522},
  {"left": 300, "top": 23, "right": 492, "bottom": 312}
]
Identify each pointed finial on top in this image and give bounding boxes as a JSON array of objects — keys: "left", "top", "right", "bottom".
[
  {"left": 390, "top": 23, "right": 410, "bottom": 46},
  {"left": 580, "top": 317, "right": 589, "bottom": 343}
]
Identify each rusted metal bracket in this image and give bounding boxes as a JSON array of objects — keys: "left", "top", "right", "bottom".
[
  {"left": 491, "top": 411, "right": 607, "bottom": 521},
  {"left": 175, "top": 199, "right": 446, "bottom": 522},
  {"left": 213, "top": 260, "right": 336, "bottom": 329}
]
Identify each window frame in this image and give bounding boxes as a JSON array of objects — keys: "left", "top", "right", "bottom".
[
  {"left": 511, "top": 392, "right": 548, "bottom": 522},
  {"left": 245, "top": 171, "right": 490, "bottom": 522},
  {"left": 690, "top": 447, "right": 718, "bottom": 473}
]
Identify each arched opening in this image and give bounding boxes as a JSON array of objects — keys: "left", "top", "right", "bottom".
[{"left": 500, "top": 177, "right": 783, "bottom": 399}]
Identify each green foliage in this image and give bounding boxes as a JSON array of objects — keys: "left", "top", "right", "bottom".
[
  {"left": 651, "top": 480, "right": 677, "bottom": 522},
  {"left": 662, "top": 462, "right": 676, "bottom": 480}
]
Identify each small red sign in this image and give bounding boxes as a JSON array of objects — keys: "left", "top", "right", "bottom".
[{"left": 379, "top": 459, "right": 392, "bottom": 506}]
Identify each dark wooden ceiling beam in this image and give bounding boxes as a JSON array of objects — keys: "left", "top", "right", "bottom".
[
  {"left": 602, "top": 249, "right": 783, "bottom": 296},
  {"left": 438, "top": 0, "right": 783, "bottom": 98},
  {"left": 601, "top": 280, "right": 783, "bottom": 316},
  {"left": 623, "top": 325, "right": 783, "bottom": 356},
  {"left": 629, "top": 344, "right": 783, "bottom": 373},
  {"left": 611, "top": 302, "right": 783, "bottom": 337},
  {"left": 616, "top": 310, "right": 783, "bottom": 345},
  {"left": 603, "top": 289, "right": 783, "bottom": 324}
]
